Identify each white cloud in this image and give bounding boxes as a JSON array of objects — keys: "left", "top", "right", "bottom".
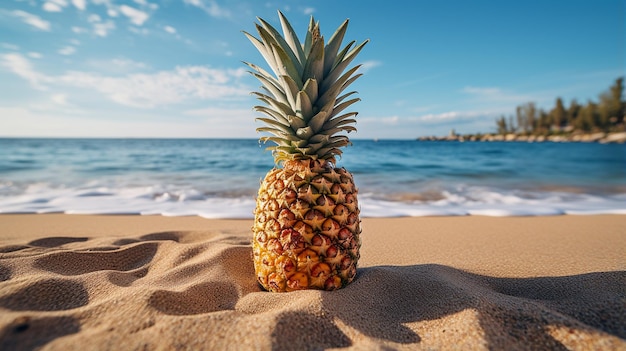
[
  {"left": 119, "top": 5, "right": 149, "bottom": 26},
  {"left": 93, "top": 20, "right": 115, "bottom": 37},
  {"left": 416, "top": 111, "right": 462, "bottom": 122},
  {"left": 10, "top": 10, "right": 51, "bottom": 31},
  {"left": 164, "top": 25, "right": 176, "bottom": 34},
  {"left": 359, "top": 60, "right": 381, "bottom": 73},
  {"left": 413, "top": 109, "right": 504, "bottom": 125},
  {"left": 71, "top": 26, "right": 87, "bottom": 34},
  {"left": 58, "top": 46, "right": 76, "bottom": 55},
  {"left": 3, "top": 54, "right": 251, "bottom": 108},
  {"left": 303, "top": 7, "right": 315, "bottom": 15},
  {"left": 183, "top": 0, "right": 231, "bottom": 18},
  {"left": 129, "top": 27, "right": 149, "bottom": 35},
  {"left": 1, "top": 53, "right": 48, "bottom": 90},
  {"left": 28, "top": 52, "right": 43, "bottom": 59},
  {"left": 43, "top": 0, "right": 68, "bottom": 12},
  {"left": 88, "top": 14, "right": 101, "bottom": 22},
  {"left": 72, "top": 0, "right": 86, "bottom": 10},
  {"left": 461, "top": 86, "right": 531, "bottom": 105},
  {"left": 0, "top": 106, "right": 256, "bottom": 138},
  {"left": 1, "top": 43, "right": 19, "bottom": 50},
  {"left": 51, "top": 93, "right": 69, "bottom": 105},
  {"left": 43, "top": 2, "right": 63, "bottom": 12},
  {"left": 84, "top": 58, "right": 148, "bottom": 74},
  {"left": 62, "top": 67, "right": 250, "bottom": 107}
]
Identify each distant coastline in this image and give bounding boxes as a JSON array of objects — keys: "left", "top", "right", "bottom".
[
  {"left": 417, "top": 131, "right": 626, "bottom": 144},
  {"left": 422, "top": 77, "right": 625, "bottom": 144}
]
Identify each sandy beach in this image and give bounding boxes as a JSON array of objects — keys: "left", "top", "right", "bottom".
[{"left": 0, "top": 214, "right": 624, "bottom": 350}]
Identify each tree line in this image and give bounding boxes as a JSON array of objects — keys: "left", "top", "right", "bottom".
[{"left": 495, "top": 77, "right": 624, "bottom": 135}]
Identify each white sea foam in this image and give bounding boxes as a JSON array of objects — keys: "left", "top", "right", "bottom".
[
  {"left": 1, "top": 183, "right": 624, "bottom": 218},
  {"left": 2, "top": 138, "right": 624, "bottom": 218}
]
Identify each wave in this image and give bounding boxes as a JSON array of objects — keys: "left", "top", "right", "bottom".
[{"left": 1, "top": 183, "right": 624, "bottom": 218}]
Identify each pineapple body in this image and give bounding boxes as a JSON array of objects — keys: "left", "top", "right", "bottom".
[
  {"left": 244, "top": 11, "right": 367, "bottom": 291},
  {"left": 253, "top": 159, "right": 360, "bottom": 292}
]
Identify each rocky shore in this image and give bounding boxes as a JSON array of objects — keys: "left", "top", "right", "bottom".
[{"left": 418, "top": 131, "right": 626, "bottom": 143}]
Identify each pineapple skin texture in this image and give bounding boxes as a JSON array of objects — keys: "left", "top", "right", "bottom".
[{"left": 253, "top": 159, "right": 361, "bottom": 292}]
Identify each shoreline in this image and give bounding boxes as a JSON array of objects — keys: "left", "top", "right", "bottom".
[
  {"left": 417, "top": 131, "right": 626, "bottom": 143},
  {"left": 1, "top": 214, "right": 625, "bottom": 350}
]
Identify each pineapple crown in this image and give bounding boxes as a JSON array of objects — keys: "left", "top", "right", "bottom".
[{"left": 243, "top": 10, "right": 368, "bottom": 164}]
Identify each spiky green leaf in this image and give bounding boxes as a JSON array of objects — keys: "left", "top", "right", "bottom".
[
  {"left": 318, "top": 65, "right": 362, "bottom": 108},
  {"left": 302, "top": 78, "right": 318, "bottom": 104},
  {"left": 322, "top": 39, "right": 368, "bottom": 91},
  {"left": 329, "top": 98, "right": 360, "bottom": 119},
  {"left": 296, "top": 126, "right": 314, "bottom": 139},
  {"left": 250, "top": 72, "right": 289, "bottom": 106},
  {"left": 295, "top": 91, "right": 313, "bottom": 121},
  {"left": 308, "top": 111, "right": 327, "bottom": 133},
  {"left": 253, "top": 106, "right": 291, "bottom": 126},
  {"left": 323, "top": 19, "right": 348, "bottom": 76},
  {"left": 302, "top": 35, "right": 324, "bottom": 83},
  {"left": 277, "top": 10, "right": 306, "bottom": 67},
  {"left": 287, "top": 115, "right": 306, "bottom": 130},
  {"left": 257, "top": 16, "right": 303, "bottom": 74},
  {"left": 279, "top": 75, "right": 299, "bottom": 111},
  {"left": 242, "top": 31, "right": 279, "bottom": 76}
]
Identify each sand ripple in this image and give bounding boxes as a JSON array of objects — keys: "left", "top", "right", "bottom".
[{"left": 0, "top": 231, "right": 624, "bottom": 350}]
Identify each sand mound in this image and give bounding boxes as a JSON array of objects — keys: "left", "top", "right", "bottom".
[{"left": 1, "top": 221, "right": 624, "bottom": 350}]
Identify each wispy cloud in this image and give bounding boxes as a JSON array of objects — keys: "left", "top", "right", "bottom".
[
  {"left": 93, "top": 20, "right": 116, "bottom": 37},
  {"left": 2, "top": 53, "right": 251, "bottom": 108},
  {"left": 71, "top": 0, "right": 86, "bottom": 11},
  {"left": 10, "top": 10, "right": 51, "bottom": 31},
  {"left": 183, "top": 0, "right": 231, "bottom": 18},
  {"left": 84, "top": 14, "right": 116, "bottom": 37},
  {"left": 461, "top": 86, "right": 532, "bottom": 105},
  {"left": 61, "top": 67, "right": 250, "bottom": 107},
  {"left": 51, "top": 93, "right": 69, "bottom": 106},
  {"left": 119, "top": 5, "right": 149, "bottom": 26},
  {"left": 359, "top": 60, "right": 382, "bottom": 73},
  {"left": 1, "top": 43, "right": 19, "bottom": 51},
  {"left": 412, "top": 109, "right": 504, "bottom": 124},
  {"left": 164, "top": 25, "right": 176, "bottom": 34},
  {"left": 58, "top": 46, "right": 76, "bottom": 55},
  {"left": 414, "top": 111, "right": 464, "bottom": 122},
  {"left": 1, "top": 53, "right": 49, "bottom": 90},
  {"left": 86, "top": 57, "right": 149, "bottom": 74},
  {"left": 43, "top": 0, "right": 67, "bottom": 13}
]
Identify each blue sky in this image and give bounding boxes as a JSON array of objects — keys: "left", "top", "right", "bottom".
[{"left": 1, "top": 0, "right": 624, "bottom": 139}]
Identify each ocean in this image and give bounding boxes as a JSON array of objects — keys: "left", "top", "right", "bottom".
[{"left": 1, "top": 138, "right": 625, "bottom": 217}]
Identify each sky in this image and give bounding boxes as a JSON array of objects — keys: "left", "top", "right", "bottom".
[{"left": 0, "top": 0, "right": 624, "bottom": 139}]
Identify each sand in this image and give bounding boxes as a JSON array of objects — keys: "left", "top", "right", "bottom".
[{"left": 0, "top": 214, "right": 624, "bottom": 350}]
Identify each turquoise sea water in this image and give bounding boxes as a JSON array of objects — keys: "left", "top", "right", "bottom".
[{"left": 0, "top": 138, "right": 625, "bottom": 217}]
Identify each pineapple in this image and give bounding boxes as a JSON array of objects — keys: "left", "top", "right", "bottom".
[{"left": 244, "top": 11, "right": 368, "bottom": 292}]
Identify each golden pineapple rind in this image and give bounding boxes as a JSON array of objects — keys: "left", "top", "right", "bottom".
[{"left": 253, "top": 159, "right": 361, "bottom": 292}]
